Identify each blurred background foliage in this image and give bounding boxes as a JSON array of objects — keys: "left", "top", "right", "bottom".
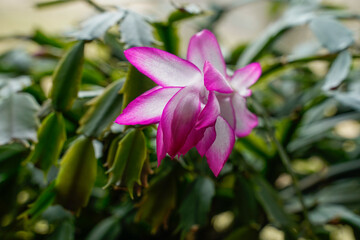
[{"left": 0, "top": 0, "right": 360, "bottom": 239}]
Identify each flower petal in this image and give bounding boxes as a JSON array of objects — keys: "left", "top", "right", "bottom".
[
  {"left": 196, "top": 126, "right": 216, "bottom": 157},
  {"left": 218, "top": 95, "right": 235, "bottom": 129},
  {"left": 156, "top": 121, "right": 166, "bottom": 166},
  {"left": 231, "top": 63, "right": 261, "bottom": 97},
  {"left": 124, "top": 47, "right": 202, "bottom": 87},
  {"left": 203, "top": 61, "right": 233, "bottom": 93},
  {"left": 195, "top": 91, "right": 220, "bottom": 129},
  {"left": 205, "top": 116, "right": 235, "bottom": 177},
  {"left": 231, "top": 93, "right": 258, "bottom": 137},
  {"left": 161, "top": 87, "right": 201, "bottom": 158},
  {"left": 187, "top": 29, "right": 227, "bottom": 76},
  {"left": 178, "top": 127, "right": 206, "bottom": 156},
  {"left": 115, "top": 87, "right": 181, "bottom": 125}
]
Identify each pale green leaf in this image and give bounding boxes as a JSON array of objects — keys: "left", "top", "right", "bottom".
[
  {"left": 77, "top": 79, "right": 124, "bottom": 138},
  {"left": 51, "top": 41, "right": 85, "bottom": 112},
  {"left": 119, "top": 10, "right": 157, "bottom": 48},
  {"left": 86, "top": 217, "right": 121, "bottom": 240},
  {"left": 309, "top": 16, "right": 354, "bottom": 53},
  {"left": 104, "top": 129, "right": 147, "bottom": 198},
  {"left": 178, "top": 177, "right": 215, "bottom": 236},
  {"left": 27, "top": 112, "right": 66, "bottom": 175},
  {"left": 70, "top": 11, "right": 125, "bottom": 41},
  {"left": 55, "top": 136, "right": 97, "bottom": 213},
  {"left": 322, "top": 50, "right": 351, "bottom": 91},
  {"left": 0, "top": 92, "right": 40, "bottom": 145}
]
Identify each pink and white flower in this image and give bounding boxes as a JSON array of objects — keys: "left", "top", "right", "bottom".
[{"left": 115, "top": 30, "right": 261, "bottom": 176}]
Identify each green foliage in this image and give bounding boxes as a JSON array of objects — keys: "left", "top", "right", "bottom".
[
  {"left": 1, "top": 1, "right": 360, "bottom": 239},
  {"left": 18, "top": 182, "right": 56, "bottom": 220},
  {"left": 51, "top": 41, "right": 85, "bottom": 112},
  {"left": 251, "top": 175, "right": 297, "bottom": 236},
  {"left": 71, "top": 11, "right": 125, "bottom": 41},
  {"left": 0, "top": 92, "right": 40, "bottom": 145},
  {"left": 119, "top": 9, "right": 158, "bottom": 48},
  {"left": 322, "top": 50, "right": 352, "bottom": 91},
  {"left": 309, "top": 16, "right": 354, "bottom": 53},
  {"left": 178, "top": 176, "right": 215, "bottom": 238},
  {"left": 135, "top": 163, "right": 178, "bottom": 233},
  {"left": 121, "top": 65, "right": 156, "bottom": 110},
  {"left": 77, "top": 79, "right": 124, "bottom": 138},
  {"left": 55, "top": 136, "right": 97, "bottom": 213},
  {"left": 27, "top": 112, "right": 66, "bottom": 174},
  {"left": 86, "top": 216, "right": 121, "bottom": 240},
  {"left": 104, "top": 129, "right": 147, "bottom": 198}
]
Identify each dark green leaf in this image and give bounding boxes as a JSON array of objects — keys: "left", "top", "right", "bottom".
[
  {"left": 121, "top": 65, "right": 156, "bottom": 110},
  {"left": 32, "top": 29, "right": 65, "bottom": 48},
  {"left": 0, "top": 75, "right": 31, "bottom": 97},
  {"left": 104, "top": 129, "right": 147, "bottom": 198},
  {"left": 42, "top": 205, "right": 73, "bottom": 223},
  {"left": 70, "top": 11, "right": 125, "bottom": 41},
  {"left": 0, "top": 49, "right": 32, "bottom": 73},
  {"left": 47, "top": 220, "right": 75, "bottom": 240},
  {"left": 322, "top": 50, "right": 351, "bottom": 91},
  {"left": 251, "top": 175, "right": 297, "bottom": 233},
  {"left": 153, "top": 23, "right": 179, "bottom": 55},
  {"left": 0, "top": 92, "right": 40, "bottom": 145},
  {"left": 285, "top": 179, "right": 360, "bottom": 213},
  {"left": 86, "top": 217, "right": 121, "bottom": 240},
  {"left": 309, "top": 204, "right": 360, "bottom": 229},
  {"left": 282, "top": 160, "right": 360, "bottom": 199},
  {"left": 178, "top": 177, "right": 215, "bottom": 236},
  {"left": 135, "top": 163, "right": 177, "bottom": 233},
  {"left": 104, "top": 32, "right": 126, "bottom": 60},
  {"left": 55, "top": 136, "right": 97, "bottom": 213},
  {"left": 77, "top": 79, "right": 124, "bottom": 138},
  {"left": 333, "top": 91, "right": 360, "bottom": 111},
  {"left": 119, "top": 10, "right": 157, "bottom": 48},
  {"left": 105, "top": 134, "right": 123, "bottom": 169},
  {"left": 309, "top": 16, "right": 354, "bottom": 53},
  {"left": 36, "top": 0, "right": 74, "bottom": 8},
  {"left": 27, "top": 112, "right": 66, "bottom": 175},
  {"left": 234, "top": 175, "right": 259, "bottom": 225},
  {"left": 41, "top": 205, "right": 75, "bottom": 239},
  {"left": 224, "top": 225, "right": 259, "bottom": 240},
  {"left": 51, "top": 41, "right": 85, "bottom": 112},
  {"left": 315, "top": 179, "right": 360, "bottom": 206},
  {"left": 0, "top": 142, "right": 28, "bottom": 164},
  {"left": 82, "top": 64, "right": 108, "bottom": 87},
  {"left": 0, "top": 143, "right": 28, "bottom": 185},
  {"left": 168, "top": 3, "right": 203, "bottom": 23},
  {"left": 18, "top": 181, "right": 56, "bottom": 220},
  {"left": 289, "top": 112, "right": 360, "bottom": 150},
  {"left": 237, "top": 5, "right": 316, "bottom": 67}
]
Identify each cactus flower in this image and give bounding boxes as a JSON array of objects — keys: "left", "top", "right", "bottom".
[{"left": 115, "top": 30, "right": 261, "bottom": 176}]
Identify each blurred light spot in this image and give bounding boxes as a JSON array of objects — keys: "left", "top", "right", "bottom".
[
  {"left": 275, "top": 173, "right": 292, "bottom": 189},
  {"left": 343, "top": 140, "right": 356, "bottom": 152},
  {"left": 40, "top": 76, "right": 52, "bottom": 97},
  {"left": 308, "top": 61, "right": 329, "bottom": 77},
  {"left": 323, "top": 105, "right": 337, "bottom": 117},
  {"left": 17, "top": 190, "right": 30, "bottom": 204},
  {"left": 212, "top": 211, "right": 234, "bottom": 232},
  {"left": 325, "top": 224, "right": 355, "bottom": 240},
  {"left": 34, "top": 220, "right": 50, "bottom": 235},
  {"left": 15, "top": 231, "right": 34, "bottom": 240},
  {"left": 292, "top": 156, "right": 326, "bottom": 174},
  {"left": 260, "top": 225, "right": 284, "bottom": 240},
  {"left": 1, "top": 214, "right": 12, "bottom": 227},
  {"left": 335, "top": 120, "right": 360, "bottom": 139}
]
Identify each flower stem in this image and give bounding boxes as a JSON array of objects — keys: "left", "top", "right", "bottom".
[
  {"left": 251, "top": 96, "right": 318, "bottom": 240},
  {"left": 84, "top": 0, "right": 106, "bottom": 12}
]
